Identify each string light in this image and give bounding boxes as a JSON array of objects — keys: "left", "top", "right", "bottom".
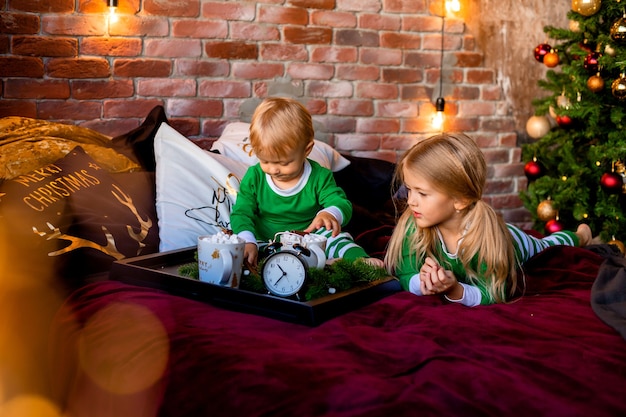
[{"left": 446, "top": 0, "right": 461, "bottom": 13}]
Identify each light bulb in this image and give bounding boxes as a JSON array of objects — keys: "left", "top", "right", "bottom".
[
  {"left": 446, "top": 0, "right": 461, "bottom": 13},
  {"left": 432, "top": 97, "right": 445, "bottom": 130},
  {"left": 108, "top": 0, "right": 119, "bottom": 24}
]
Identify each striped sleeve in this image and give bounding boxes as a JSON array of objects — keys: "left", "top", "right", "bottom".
[{"left": 507, "top": 224, "right": 579, "bottom": 263}]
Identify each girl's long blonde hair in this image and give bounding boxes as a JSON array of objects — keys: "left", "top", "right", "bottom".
[{"left": 384, "top": 133, "right": 517, "bottom": 303}]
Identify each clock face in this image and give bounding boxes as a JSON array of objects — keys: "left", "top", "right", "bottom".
[{"left": 262, "top": 251, "right": 307, "bottom": 297}]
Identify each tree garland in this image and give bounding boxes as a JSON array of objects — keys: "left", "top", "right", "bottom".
[{"left": 178, "top": 252, "right": 390, "bottom": 302}]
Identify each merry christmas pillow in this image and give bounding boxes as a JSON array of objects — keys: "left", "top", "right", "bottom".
[{"left": 0, "top": 147, "right": 159, "bottom": 284}]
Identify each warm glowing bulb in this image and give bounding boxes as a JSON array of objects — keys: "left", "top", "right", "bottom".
[
  {"left": 446, "top": 0, "right": 461, "bottom": 13},
  {"left": 109, "top": 6, "right": 119, "bottom": 24},
  {"left": 432, "top": 111, "right": 444, "bottom": 130}
]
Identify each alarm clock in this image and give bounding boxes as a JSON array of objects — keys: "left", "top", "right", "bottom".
[{"left": 262, "top": 242, "right": 310, "bottom": 298}]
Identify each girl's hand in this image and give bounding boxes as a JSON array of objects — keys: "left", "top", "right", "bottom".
[
  {"left": 420, "top": 257, "right": 457, "bottom": 295},
  {"left": 304, "top": 212, "right": 341, "bottom": 237}
]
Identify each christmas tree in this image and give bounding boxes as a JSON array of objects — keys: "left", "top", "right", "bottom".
[{"left": 521, "top": 0, "right": 626, "bottom": 249}]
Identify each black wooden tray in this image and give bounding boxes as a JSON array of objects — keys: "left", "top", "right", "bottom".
[{"left": 109, "top": 247, "right": 401, "bottom": 326}]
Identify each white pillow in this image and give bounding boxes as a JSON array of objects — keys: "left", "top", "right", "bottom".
[
  {"left": 154, "top": 123, "right": 249, "bottom": 252},
  {"left": 210, "top": 122, "right": 351, "bottom": 172}
]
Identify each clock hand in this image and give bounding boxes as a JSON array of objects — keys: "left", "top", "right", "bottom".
[{"left": 273, "top": 264, "right": 287, "bottom": 285}]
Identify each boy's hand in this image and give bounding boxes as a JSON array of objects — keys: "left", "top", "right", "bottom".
[
  {"left": 243, "top": 243, "right": 259, "bottom": 268},
  {"left": 304, "top": 211, "right": 341, "bottom": 237}
]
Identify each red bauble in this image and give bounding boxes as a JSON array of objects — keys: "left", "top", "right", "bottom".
[
  {"left": 583, "top": 52, "right": 601, "bottom": 73},
  {"left": 545, "top": 219, "right": 564, "bottom": 234},
  {"left": 524, "top": 160, "right": 544, "bottom": 181},
  {"left": 600, "top": 172, "right": 624, "bottom": 193},
  {"left": 534, "top": 43, "right": 552, "bottom": 63},
  {"left": 556, "top": 114, "right": 573, "bottom": 127}
]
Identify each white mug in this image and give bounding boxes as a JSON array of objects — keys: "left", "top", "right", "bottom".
[{"left": 197, "top": 232, "right": 245, "bottom": 288}]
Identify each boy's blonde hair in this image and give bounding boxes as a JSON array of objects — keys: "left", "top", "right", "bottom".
[
  {"left": 249, "top": 97, "right": 314, "bottom": 160},
  {"left": 384, "top": 133, "right": 517, "bottom": 303}
]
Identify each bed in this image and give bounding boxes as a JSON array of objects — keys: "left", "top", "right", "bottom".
[{"left": 1, "top": 108, "right": 625, "bottom": 417}]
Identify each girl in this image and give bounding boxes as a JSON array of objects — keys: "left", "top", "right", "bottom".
[{"left": 384, "top": 133, "right": 592, "bottom": 306}]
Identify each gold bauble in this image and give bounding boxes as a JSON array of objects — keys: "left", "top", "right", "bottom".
[
  {"left": 611, "top": 74, "right": 626, "bottom": 100},
  {"left": 605, "top": 44, "right": 616, "bottom": 56},
  {"left": 587, "top": 73, "right": 605, "bottom": 92},
  {"left": 572, "top": 0, "right": 601, "bottom": 16},
  {"left": 537, "top": 200, "right": 558, "bottom": 221},
  {"left": 611, "top": 17, "right": 626, "bottom": 44},
  {"left": 526, "top": 115, "right": 551, "bottom": 139},
  {"left": 569, "top": 20, "right": 580, "bottom": 32},
  {"left": 608, "top": 238, "right": 625, "bottom": 254},
  {"left": 556, "top": 94, "right": 571, "bottom": 109}
]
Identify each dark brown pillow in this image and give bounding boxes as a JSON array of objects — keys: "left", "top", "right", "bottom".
[{"left": 0, "top": 147, "right": 159, "bottom": 288}]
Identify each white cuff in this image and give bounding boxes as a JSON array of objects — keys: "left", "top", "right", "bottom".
[
  {"left": 444, "top": 283, "right": 481, "bottom": 307},
  {"left": 408, "top": 274, "right": 423, "bottom": 295},
  {"left": 320, "top": 206, "right": 343, "bottom": 226},
  {"left": 237, "top": 231, "right": 257, "bottom": 246}
]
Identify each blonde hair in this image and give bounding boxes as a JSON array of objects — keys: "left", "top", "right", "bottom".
[
  {"left": 249, "top": 97, "right": 314, "bottom": 160},
  {"left": 384, "top": 133, "right": 517, "bottom": 303}
]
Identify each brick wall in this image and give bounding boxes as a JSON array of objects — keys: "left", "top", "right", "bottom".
[{"left": 0, "top": 0, "right": 530, "bottom": 225}]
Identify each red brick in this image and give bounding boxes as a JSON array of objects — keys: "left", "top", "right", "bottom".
[
  {"left": 72, "top": 80, "right": 134, "bottom": 100},
  {"left": 454, "top": 51, "right": 484, "bottom": 67},
  {"left": 0, "top": 100, "right": 35, "bottom": 118},
  {"left": 401, "top": 84, "right": 430, "bottom": 100},
  {"left": 357, "top": 118, "right": 400, "bottom": 133},
  {"left": 335, "top": 29, "right": 378, "bottom": 47},
  {"left": 481, "top": 117, "right": 516, "bottom": 132},
  {"left": 377, "top": 101, "right": 417, "bottom": 118},
  {"left": 172, "top": 19, "right": 228, "bottom": 38},
  {"left": 4, "top": 79, "right": 70, "bottom": 99},
  {"left": 169, "top": 118, "right": 201, "bottom": 137},
  {"left": 381, "top": 32, "right": 422, "bottom": 49},
  {"left": 205, "top": 41, "right": 258, "bottom": 60},
  {"left": 383, "top": 0, "right": 427, "bottom": 13},
  {"left": 259, "top": 5, "right": 308, "bottom": 25},
  {"left": 104, "top": 99, "right": 165, "bottom": 118},
  {"left": 452, "top": 86, "right": 480, "bottom": 100},
  {"left": 42, "top": 15, "right": 105, "bottom": 36},
  {"left": 284, "top": 26, "right": 332, "bottom": 44},
  {"left": 202, "top": 119, "right": 230, "bottom": 138},
  {"left": 38, "top": 100, "right": 102, "bottom": 120},
  {"left": 0, "top": 12, "right": 40, "bottom": 34},
  {"left": 328, "top": 99, "right": 374, "bottom": 116},
  {"left": 233, "top": 21, "right": 281, "bottom": 41},
  {"left": 335, "top": 133, "right": 381, "bottom": 151},
  {"left": 198, "top": 81, "right": 251, "bottom": 98},
  {"left": 202, "top": 2, "right": 256, "bottom": 20},
  {"left": 467, "top": 68, "right": 495, "bottom": 84},
  {"left": 114, "top": 59, "right": 172, "bottom": 77},
  {"left": 144, "top": 0, "right": 200, "bottom": 17},
  {"left": 381, "top": 134, "right": 418, "bottom": 151},
  {"left": 287, "top": 63, "right": 334, "bottom": 80},
  {"left": 423, "top": 33, "right": 462, "bottom": 51},
  {"left": 382, "top": 68, "right": 421, "bottom": 83},
  {"left": 448, "top": 116, "right": 480, "bottom": 132},
  {"left": 405, "top": 51, "right": 441, "bottom": 68},
  {"left": 360, "top": 48, "right": 402, "bottom": 65},
  {"left": 316, "top": 115, "right": 356, "bottom": 133},
  {"left": 336, "top": 64, "right": 380, "bottom": 81},
  {"left": 145, "top": 39, "right": 202, "bottom": 58},
  {"left": 311, "top": 11, "right": 357, "bottom": 28},
  {"left": 356, "top": 82, "right": 398, "bottom": 99},
  {"left": 306, "top": 99, "right": 327, "bottom": 115},
  {"left": 459, "top": 101, "right": 496, "bottom": 117},
  {"left": 403, "top": 15, "right": 442, "bottom": 32},
  {"left": 0, "top": 36, "right": 9, "bottom": 53},
  {"left": 359, "top": 13, "right": 401, "bottom": 31},
  {"left": 109, "top": 16, "right": 169, "bottom": 37},
  {"left": 175, "top": 59, "right": 229, "bottom": 77},
  {"left": 261, "top": 44, "right": 308, "bottom": 61},
  {"left": 337, "top": 0, "right": 382, "bottom": 12},
  {"left": 307, "top": 81, "right": 353, "bottom": 97},
  {"left": 289, "top": 0, "right": 334, "bottom": 9},
  {"left": 0, "top": 56, "right": 44, "bottom": 77},
  {"left": 482, "top": 85, "right": 502, "bottom": 101},
  {"left": 232, "top": 62, "right": 284, "bottom": 79},
  {"left": 12, "top": 36, "right": 77, "bottom": 57},
  {"left": 311, "top": 46, "right": 357, "bottom": 63},
  {"left": 81, "top": 37, "right": 142, "bottom": 56},
  {"left": 166, "top": 99, "right": 223, "bottom": 117},
  {"left": 9, "top": 0, "right": 74, "bottom": 12},
  {"left": 137, "top": 79, "right": 196, "bottom": 97},
  {"left": 46, "top": 58, "right": 110, "bottom": 79}
]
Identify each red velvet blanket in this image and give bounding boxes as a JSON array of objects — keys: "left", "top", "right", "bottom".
[{"left": 49, "top": 246, "right": 626, "bottom": 417}]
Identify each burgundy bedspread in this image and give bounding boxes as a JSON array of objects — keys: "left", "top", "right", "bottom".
[{"left": 49, "top": 246, "right": 626, "bottom": 417}]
